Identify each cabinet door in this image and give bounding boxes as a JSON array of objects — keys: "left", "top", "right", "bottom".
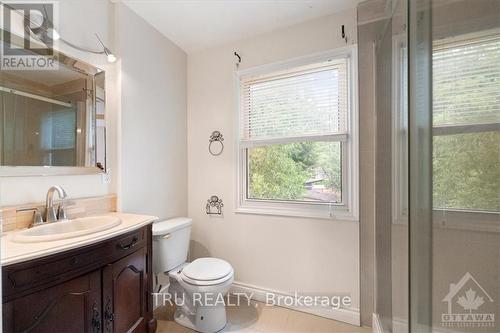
[
  {"left": 103, "top": 248, "right": 147, "bottom": 333},
  {"left": 3, "top": 270, "right": 102, "bottom": 333}
]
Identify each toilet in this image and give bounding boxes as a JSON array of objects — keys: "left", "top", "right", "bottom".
[{"left": 152, "top": 217, "right": 234, "bottom": 333}]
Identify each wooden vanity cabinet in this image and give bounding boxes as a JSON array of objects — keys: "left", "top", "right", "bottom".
[
  {"left": 2, "top": 225, "right": 157, "bottom": 333},
  {"left": 2, "top": 270, "right": 102, "bottom": 333},
  {"left": 102, "top": 248, "right": 148, "bottom": 333}
]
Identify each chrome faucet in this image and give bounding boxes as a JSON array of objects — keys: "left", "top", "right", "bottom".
[
  {"left": 45, "top": 185, "right": 67, "bottom": 223},
  {"left": 17, "top": 207, "right": 44, "bottom": 228}
]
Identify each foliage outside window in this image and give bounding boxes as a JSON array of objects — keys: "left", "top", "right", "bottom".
[
  {"left": 247, "top": 141, "right": 342, "bottom": 202},
  {"left": 432, "top": 32, "right": 500, "bottom": 212}
]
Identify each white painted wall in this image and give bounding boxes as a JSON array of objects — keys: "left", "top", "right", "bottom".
[
  {"left": 0, "top": 1, "right": 188, "bottom": 221},
  {"left": 116, "top": 3, "right": 187, "bottom": 218},
  {"left": 187, "top": 10, "right": 360, "bottom": 312}
]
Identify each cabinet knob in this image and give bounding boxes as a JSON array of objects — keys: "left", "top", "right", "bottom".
[{"left": 70, "top": 257, "right": 79, "bottom": 266}]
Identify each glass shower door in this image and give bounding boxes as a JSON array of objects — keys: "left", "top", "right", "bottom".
[
  {"left": 407, "top": 1, "right": 500, "bottom": 332},
  {"left": 408, "top": 0, "right": 433, "bottom": 332},
  {"left": 360, "top": 1, "right": 499, "bottom": 331},
  {"left": 430, "top": 1, "right": 500, "bottom": 333}
]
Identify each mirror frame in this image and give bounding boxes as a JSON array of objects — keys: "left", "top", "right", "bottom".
[{"left": 0, "top": 31, "right": 106, "bottom": 177}]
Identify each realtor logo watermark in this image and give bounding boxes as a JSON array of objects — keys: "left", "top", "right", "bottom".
[
  {"left": 441, "top": 272, "right": 495, "bottom": 329},
  {"left": 1, "top": 1, "right": 58, "bottom": 70},
  {"left": 153, "top": 291, "right": 352, "bottom": 310}
]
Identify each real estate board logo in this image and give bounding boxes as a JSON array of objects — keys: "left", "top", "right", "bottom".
[
  {"left": 0, "top": 1, "right": 58, "bottom": 70},
  {"left": 442, "top": 272, "right": 495, "bottom": 329}
]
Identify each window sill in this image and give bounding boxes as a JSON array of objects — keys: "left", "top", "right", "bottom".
[
  {"left": 433, "top": 209, "right": 500, "bottom": 233},
  {"left": 235, "top": 201, "right": 358, "bottom": 222},
  {"left": 393, "top": 209, "right": 500, "bottom": 233}
]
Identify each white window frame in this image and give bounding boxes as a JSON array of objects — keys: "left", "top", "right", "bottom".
[{"left": 235, "top": 46, "right": 359, "bottom": 221}]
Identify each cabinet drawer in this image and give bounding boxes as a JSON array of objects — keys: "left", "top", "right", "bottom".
[
  {"left": 5, "top": 242, "right": 109, "bottom": 291},
  {"left": 3, "top": 226, "right": 147, "bottom": 301},
  {"left": 109, "top": 227, "right": 146, "bottom": 260}
]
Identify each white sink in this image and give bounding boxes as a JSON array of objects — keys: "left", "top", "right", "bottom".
[{"left": 12, "top": 216, "right": 122, "bottom": 243}]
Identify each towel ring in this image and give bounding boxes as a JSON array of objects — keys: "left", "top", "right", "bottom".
[{"left": 208, "top": 131, "right": 224, "bottom": 156}]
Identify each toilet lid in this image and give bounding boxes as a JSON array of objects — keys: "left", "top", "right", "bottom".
[{"left": 182, "top": 258, "right": 233, "bottom": 281}]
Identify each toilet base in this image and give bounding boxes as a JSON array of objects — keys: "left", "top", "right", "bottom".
[{"left": 174, "top": 304, "right": 227, "bottom": 333}]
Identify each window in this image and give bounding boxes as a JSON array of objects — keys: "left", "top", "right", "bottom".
[
  {"left": 432, "top": 31, "right": 500, "bottom": 212},
  {"left": 391, "top": 31, "right": 500, "bottom": 229},
  {"left": 236, "top": 49, "right": 358, "bottom": 220}
]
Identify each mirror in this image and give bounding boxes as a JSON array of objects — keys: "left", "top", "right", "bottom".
[{"left": 0, "top": 51, "right": 106, "bottom": 176}]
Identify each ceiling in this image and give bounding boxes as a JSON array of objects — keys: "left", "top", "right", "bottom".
[{"left": 122, "top": 0, "right": 361, "bottom": 53}]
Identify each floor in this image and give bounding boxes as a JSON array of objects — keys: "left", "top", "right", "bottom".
[{"left": 154, "top": 299, "right": 371, "bottom": 333}]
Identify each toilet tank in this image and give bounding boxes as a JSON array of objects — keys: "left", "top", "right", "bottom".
[{"left": 152, "top": 217, "right": 192, "bottom": 274}]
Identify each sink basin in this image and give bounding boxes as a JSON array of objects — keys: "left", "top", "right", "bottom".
[{"left": 12, "top": 216, "right": 122, "bottom": 243}]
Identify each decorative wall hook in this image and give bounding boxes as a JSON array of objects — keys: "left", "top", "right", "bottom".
[
  {"left": 208, "top": 131, "right": 224, "bottom": 156},
  {"left": 234, "top": 51, "right": 241, "bottom": 68},
  {"left": 206, "top": 196, "right": 223, "bottom": 215},
  {"left": 341, "top": 25, "right": 347, "bottom": 43}
]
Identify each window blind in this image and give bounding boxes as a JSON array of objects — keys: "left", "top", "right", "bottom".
[
  {"left": 41, "top": 109, "right": 76, "bottom": 150},
  {"left": 433, "top": 34, "right": 500, "bottom": 127},
  {"left": 240, "top": 58, "right": 349, "bottom": 147}
]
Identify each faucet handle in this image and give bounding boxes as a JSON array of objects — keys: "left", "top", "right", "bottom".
[
  {"left": 57, "top": 200, "right": 75, "bottom": 221},
  {"left": 17, "top": 207, "right": 44, "bottom": 227},
  {"left": 58, "top": 205, "right": 68, "bottom": 221}
]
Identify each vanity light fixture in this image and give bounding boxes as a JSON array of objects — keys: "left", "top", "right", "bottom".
[
  {"left": 95, "top": 33, "right": 117, "bottom": 63},
  {"left": 23, "top": 6, "right": 59, "bottom": 44},
  {"left": 17, "top": 2, "right": 118, "bottom": 63},
  {"left": 57, "top": 33, "right": 117, "bottom": 63}
]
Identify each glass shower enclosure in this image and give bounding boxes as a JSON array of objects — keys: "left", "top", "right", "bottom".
[{"left": 359, "top": 0, "right": 499, "bottom": 332}]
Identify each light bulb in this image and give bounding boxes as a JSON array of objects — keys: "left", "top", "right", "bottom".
[
  {"left": 107, "top": 53, "right": 117, "bottom": 63},
  {"left": 96, "top": 34, "right": 117, "bottom": 63},
  {"left": 48, "top": 28, "right": 60, "bottom": 40}
]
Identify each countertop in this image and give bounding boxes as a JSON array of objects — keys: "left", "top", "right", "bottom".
[{"left": 1, "top": 212, "right": 158, "bottom": 266}]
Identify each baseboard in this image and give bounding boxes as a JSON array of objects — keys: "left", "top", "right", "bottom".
[
  {"left": 381, "top": 315, "right": 457, "bottom": 333},
  {"left": 392, "top": 316, "right": 407, "bottom": 333},
  {"left": 372, "top": 313, "right": 384, "bottom": 333},
  {"left": 229, "top": 281, "right": 360, "bottom": 326}
]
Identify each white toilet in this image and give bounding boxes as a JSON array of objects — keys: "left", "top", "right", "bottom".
[{"left": 152, "top": 217, "right": 234, "bottom": 333}]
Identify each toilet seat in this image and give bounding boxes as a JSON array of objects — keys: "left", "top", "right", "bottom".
[{"left": 180, "top": 258, "right": 234, "bottom": 286}]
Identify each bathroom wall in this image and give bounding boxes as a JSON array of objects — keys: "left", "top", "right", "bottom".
[
  {"left": 0, "top": 1, "right": 188, "bottom": 220},
  {"left": 187, "top": 9, "right": 360, "bottom": 319},
  {"left": 115, "top": 3, "right": 188, "bottom": 219}
]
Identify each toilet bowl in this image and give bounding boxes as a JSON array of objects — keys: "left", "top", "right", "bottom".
[
  {"left": 169, "top": 258, "right": 234, "bottom": 332},
  {"left": 152, "top": 218, "right": 234, "bottom": 333}
]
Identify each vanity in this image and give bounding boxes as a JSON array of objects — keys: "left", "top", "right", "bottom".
[{"left": 2, "top": 213, "right": 158, "bottom": 333}]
